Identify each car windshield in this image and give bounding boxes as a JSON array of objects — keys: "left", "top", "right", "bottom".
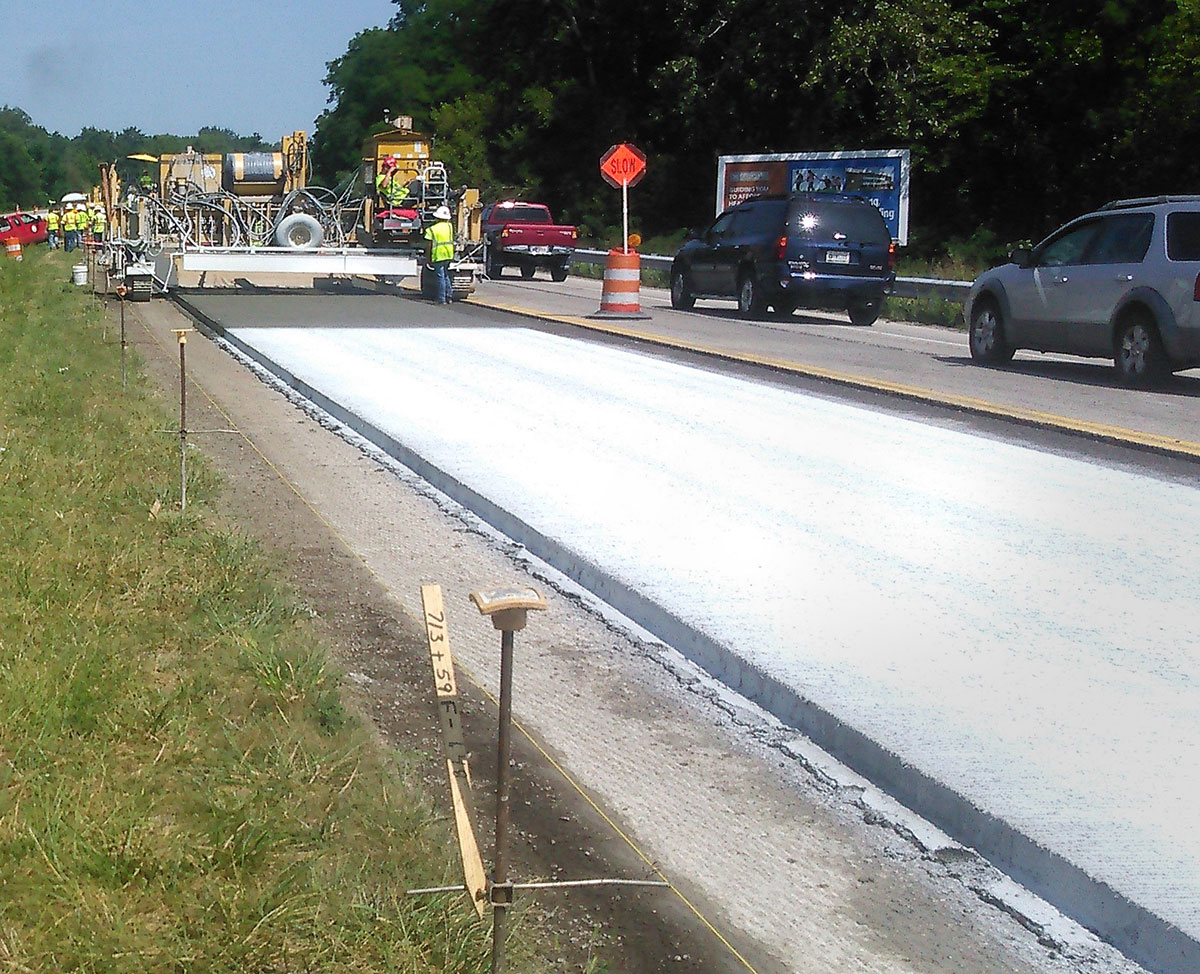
[
  {"left": 786, "top": 200, "right": 889, "bottom": 244},
  {"left": 495, "top": 205, "right": 551, "bottom": 223}
]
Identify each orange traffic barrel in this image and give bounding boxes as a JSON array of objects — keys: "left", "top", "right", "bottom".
[
  {"left": 590, "top": 249, "right": 650, "bottom": 319},
  {"left": 4, "top": 238, "right": 22, "bottom": 262}
]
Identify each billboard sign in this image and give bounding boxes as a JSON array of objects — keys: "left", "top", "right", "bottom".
[{"left": 716, "top": 149, "right": 911, "bottom": 244}]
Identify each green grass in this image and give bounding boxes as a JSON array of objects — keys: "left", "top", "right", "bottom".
[
  {"left": 883, "top": 295, "right": 966, "bottom": 330},
  {"left": 0, "top": 250, "right": 566, "bottom": 972}
]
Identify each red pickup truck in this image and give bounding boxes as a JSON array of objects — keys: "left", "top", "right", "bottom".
[{"left": 482, "top": 201, "right": 576, "bottom": 281}]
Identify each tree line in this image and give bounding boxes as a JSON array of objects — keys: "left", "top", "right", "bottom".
[
  {"left": 311, "top": 0, "right": 1200, "bottom": 255},
  {"left": 0, "top": 107, "right": 272, "bottom": 212}
]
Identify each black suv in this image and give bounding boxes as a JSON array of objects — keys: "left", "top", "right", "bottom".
[{"left": 670, "top": 193, "right": 896, "bottom": 325}]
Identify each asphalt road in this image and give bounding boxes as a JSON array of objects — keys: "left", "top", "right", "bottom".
[{"left": 466, "top": 271, "right": 1200, "bottom": 458}]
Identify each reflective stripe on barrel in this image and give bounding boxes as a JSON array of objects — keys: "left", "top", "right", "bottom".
[
  {"left": 599, "top": 249, "right": 642, "bottom": 313},
  {"left": 4, "top": 239, "right": 22, "bottom": 261}
]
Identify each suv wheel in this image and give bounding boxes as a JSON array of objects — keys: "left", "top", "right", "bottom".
[
  {"left": 550, "top": 264, "right": 569, "bottom": 282},
  {"left": 1115, "top": 314, "right": 1167, "bottom": 385},
  {"left": 737, "top": 269, "right": 765, "bottom": 317},
  {"left": 969, "top": 300, "right": 1015, "bottom": 364},
  {"left": 670, "top": 268, "right": 696, "bottom": 310},
  {"left": 848, "top": 300, "right": 879, "bottom": 327},
  {"left": 520, "top": 264, "right": 536, "bottom": 280}
]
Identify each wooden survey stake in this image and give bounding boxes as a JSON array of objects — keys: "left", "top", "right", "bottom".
[{"left": 421, "top": 584, "right": 487, "bottom": 917}]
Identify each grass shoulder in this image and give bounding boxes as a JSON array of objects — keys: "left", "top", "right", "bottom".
[{"left": 0, "top": 250, "right": 576, "bottom": 971}]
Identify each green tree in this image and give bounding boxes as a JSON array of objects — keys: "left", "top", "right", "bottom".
[
  {"left": 0, "top": 130, "right": 42, "bottom": 209},
  {"left": 311, "top": 0, "right": 484, "bottom": 186}
]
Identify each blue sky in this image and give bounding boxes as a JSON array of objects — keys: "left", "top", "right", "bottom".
[{"left": 0, "top": 0, "right": 397, "bottom": 137}]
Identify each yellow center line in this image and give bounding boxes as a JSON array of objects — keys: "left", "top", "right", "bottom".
[{"left": 134, "top": 302, "right": 763, "bottom": 974}]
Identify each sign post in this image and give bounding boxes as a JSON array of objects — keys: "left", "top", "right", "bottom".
[{"left": 599, "top": 143, "right": 647, "bottom": 253}]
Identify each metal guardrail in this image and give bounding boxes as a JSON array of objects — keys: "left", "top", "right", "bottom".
[
  {"left": 571, "top": 248, "right": 972, "bottom": 302},
  {"left": 574, "top": 248, "right": 671, "bottom": 272}
]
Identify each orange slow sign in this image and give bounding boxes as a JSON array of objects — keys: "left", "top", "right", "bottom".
[{"left": 600, "top": 143, "right": 647, "bottom": 188}]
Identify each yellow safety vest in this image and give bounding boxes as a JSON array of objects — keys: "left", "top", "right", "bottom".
[
  {"left": 46, "top": 211, "right": 59, "bottom": 230},
  {"left": 424, "top": 220, "right": 454, "bottom": 262},
  {"left": 376, "top": 170, "right": 410, "bottom": 206},
  {"left": 93, "top": 211, "right": 107, "bottom": 232},
  {"left": 62, "top": 210, "right": 75, "bottom": 230}
]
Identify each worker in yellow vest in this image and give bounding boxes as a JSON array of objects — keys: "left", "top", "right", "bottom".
[
  {"left": 92, "top": 206, "right": 107, "bottom": 240},
  {"left": 375, "top": 156, "right": 418, "bottom": 208},
  {"left": 62, "top": 205, "right": 77, "bottom": 252},
  {"left": 45, "top": 207, "right": 60, "bottom": 249},
  {"left": 423, "top": 204, "right": 455, "bottom": 304}
]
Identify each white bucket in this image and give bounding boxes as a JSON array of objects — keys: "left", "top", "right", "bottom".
[{"left": 72, "top": 264, "right": 87, "bottom": 286}]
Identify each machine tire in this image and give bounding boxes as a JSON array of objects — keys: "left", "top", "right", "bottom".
[
  {"left": 1114, "top": 313, "right": 1168, "bottom": 386},
  {"left": 551, "top": 263, "right": 569, "bottom": 282},
  {"left": 737, "top": 267, "right": 766, "bottom": 317},
  {"left": 968, "top": 298, "right": 1015, "bottom": 363},
  {"left": 670, "top": 267, "right": 696, "bottom": 310},
  {"left": 520, "top": 264, "right": 536, "bottom": 280},
  {"left": 274, "top": 213, "right": 323, "bottom": 250}
]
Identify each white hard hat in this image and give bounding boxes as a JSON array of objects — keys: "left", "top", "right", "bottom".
[{"left": 434, "top": 205, "right": 451, "bottom": 221}]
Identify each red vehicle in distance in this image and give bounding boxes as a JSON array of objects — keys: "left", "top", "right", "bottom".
[
  {"left": 482, "top": 201, "right": 576, "bottom": 281},
  {"left": 0, "top": 211, "right": 48, "bottom": 247}
]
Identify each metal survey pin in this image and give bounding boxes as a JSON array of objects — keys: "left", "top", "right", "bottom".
[{"left": 469, "top": 586, "right": 547, "bottom": 974}]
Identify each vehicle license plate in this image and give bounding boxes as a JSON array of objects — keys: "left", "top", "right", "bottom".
[
  {"left": 531, "top": 246, "right": 550, "bottom": 255},
  {"left": 825, "top": 250, "right": 851, "bottom": 264}
]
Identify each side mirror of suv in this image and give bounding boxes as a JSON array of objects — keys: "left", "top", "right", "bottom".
[{"left": 1009, "top": 247, "right": 1034, "bottom": 268}]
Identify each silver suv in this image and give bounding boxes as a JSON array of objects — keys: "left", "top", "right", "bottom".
[{"left": 967, "top": 197, "right": 1200, "bottom": 384}]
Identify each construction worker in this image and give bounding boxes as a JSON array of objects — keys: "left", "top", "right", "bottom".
[
  {"left": 62, "top": 205, "right": 77, "bottom": 252},
  {"left": 71, "top": 205, "right": 86, "bottom": 250},
  {"left": 45, "top": 207, "right": 60, "bottom": 249},
  {"left": 424, "top": 204, "right": 455, "bottom": 304},
  {"left": 74, "top": 204, "right": 87, "bottom": 249},
  {"left": 375, "top": 156, "right": 410, "bottom": 208},
  {"left": 92, "top": 205, "right": 107, "bottom": 241},
  {"left": 138, "top": 170, "right": 154, "bottom": 194}
]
